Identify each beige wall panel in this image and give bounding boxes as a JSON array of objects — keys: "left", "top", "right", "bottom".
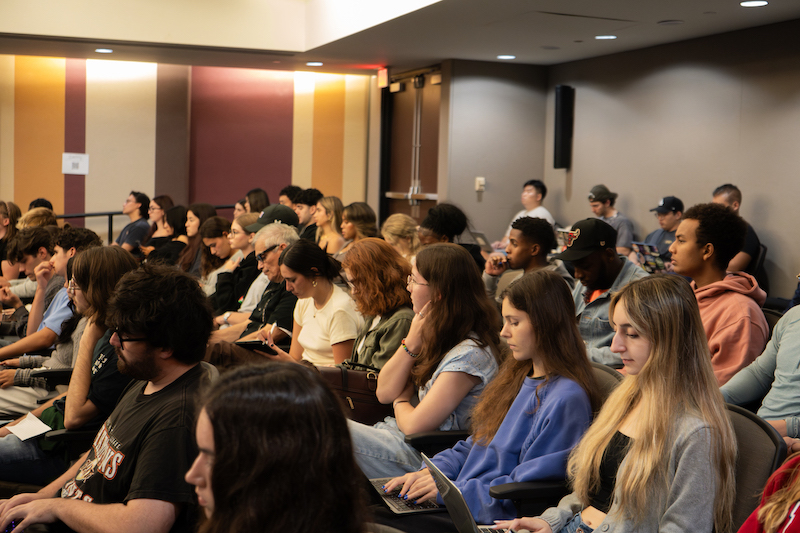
[
  {"left": 0, "top": 0, "right": 305, "bottom": 51},
  {"left": 0, "top": 56, "right": 14, "bottom": 201},
  {"left": 341, "top": 75, "right": 369, "bottom": 204},
  {"left": 84, "top": 60, "right": 157, "bottom": 243},
  {"left": 292, "top": 72, "right": 315, "bottom": 189}
]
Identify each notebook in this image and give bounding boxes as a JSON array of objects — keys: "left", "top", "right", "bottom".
[{"left": 422, "top": 454, "right": 516, "bottom": 533}]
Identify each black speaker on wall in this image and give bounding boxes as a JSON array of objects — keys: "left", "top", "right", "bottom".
[{"left": 554, "top": 84, "right": 575, "bottom": 169}]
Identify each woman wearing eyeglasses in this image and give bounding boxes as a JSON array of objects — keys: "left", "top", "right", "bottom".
[
  {"left": 347, "top": 243, "right": 504, "bottom": 479},
  {"left": 0, "top": 246, "right": 137, "bottom": 485},
  {"left": 209, "top": 213, "right": 259, "bottom": 315}
]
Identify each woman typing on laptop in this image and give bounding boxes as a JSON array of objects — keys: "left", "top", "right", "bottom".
[
  {"left": 494, "top": 275, "right": 736, "bottom": 533},
  {"left": 378, "top": 270, "right": 600, "bottom": 529}
]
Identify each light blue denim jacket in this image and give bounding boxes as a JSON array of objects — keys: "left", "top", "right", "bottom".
[{"left": 572, "top": 258, "right": 648, "bottom": 366}]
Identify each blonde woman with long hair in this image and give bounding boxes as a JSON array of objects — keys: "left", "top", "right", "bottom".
[
  {"left": 313, "top": 196, "right": 345, "bottom": 254},
  {"left": 496, "top": 274, "right": 737, "bottom": 533},
  {"left": 381, "top": 213, "right": 421, "bottom": 261}
]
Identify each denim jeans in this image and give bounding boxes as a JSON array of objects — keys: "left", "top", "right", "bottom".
[
  {"left": 0, "top": 434, "right": 68, "bottom": 485},
  {"left": 560, "top": 513, "right": 595, "bottom": 533},
  {"left": 348, "top": 417, "right": 423, "bottom": 479}
]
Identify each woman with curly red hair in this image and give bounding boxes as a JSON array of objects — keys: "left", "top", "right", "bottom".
[{"left": 341, "top": 238, "right": 414, "bottom": 369}]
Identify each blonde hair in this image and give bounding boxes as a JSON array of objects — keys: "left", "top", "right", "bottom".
[
  {"left": 381, "top": 213, "right": 421, "bottom": 259},
  {"left": 757, "top": 453, "right": 800, "bottom": 532},
  {"left": 18, "top": 207, "right": 57, "bottom": 229},
  {"left": 568, "top": 275, "right": 736, "bottom": 532},
  {"left": 315, "top": 196, "right": 344, "bottom": 241}
]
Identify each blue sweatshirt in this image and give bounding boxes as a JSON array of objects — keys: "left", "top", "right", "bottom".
[{"left": 429, "top": 375, "right": 593, "bottom": 523}]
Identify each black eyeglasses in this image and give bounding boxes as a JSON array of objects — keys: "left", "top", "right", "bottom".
[
  {"left": 256, "top": 244, "right": 279, "bottom": 263},
  {"left": 113, "top": 329, "right": 148, "bottom": 349}
]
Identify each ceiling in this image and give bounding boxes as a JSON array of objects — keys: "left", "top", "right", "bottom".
[{"left": 1, "top": 0, "right": 800, "bottom": 75}]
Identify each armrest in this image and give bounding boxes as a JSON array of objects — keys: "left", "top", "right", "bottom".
[
  {"left": 44, "top": 428, "right": 95, "bottom": 442},
  {"left": 489, "top": 480, "right": 568, "bottom": 500},
  {"left": 404, "top": 430, "right": 470, "bottom": 456},
  {"left": 29, "top": 368, "right": 73, "bottom": 387}
]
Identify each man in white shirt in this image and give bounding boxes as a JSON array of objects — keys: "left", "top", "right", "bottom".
[{"left": 494, "top": 179, "right": 555, "bottom": 249}]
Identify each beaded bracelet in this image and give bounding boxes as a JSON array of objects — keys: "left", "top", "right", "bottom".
[{"left": 401, "top": 338, "right": 419, "bottom": 358}]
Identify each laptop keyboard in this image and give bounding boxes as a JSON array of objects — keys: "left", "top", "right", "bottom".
[{"left": 370, "top": 478, "right": 442, "bottom": 513}]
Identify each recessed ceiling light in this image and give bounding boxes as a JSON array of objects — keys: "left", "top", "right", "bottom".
[
  {"left": 306, "top": 61, "right": 323, "bottom": 67},
  {"left": 595, "top": 35, "right": 617, "bottom": 40},
  {"left": 95, "top": 48, "right": 113, "bottom": 54},
  {"left": 740, "top": 1, "right": 768, "bottom": 6},
  {"left": 657, "top": 19, "right": 684, "bottom": 25},
  {"left": 497, "top": 55, "right": 516, "bottom": 60}
]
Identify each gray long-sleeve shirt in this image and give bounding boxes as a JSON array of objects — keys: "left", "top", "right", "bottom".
[{"left": 721, "top": 305, "right": 800, "bottom": 437}]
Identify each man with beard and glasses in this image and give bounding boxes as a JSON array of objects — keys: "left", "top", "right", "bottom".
[
  {"left": 553, "top": 218, "right": 648, "bottom": 367},
  {"left": 0, "top": 264, "right": 214, "bottom": 533}
]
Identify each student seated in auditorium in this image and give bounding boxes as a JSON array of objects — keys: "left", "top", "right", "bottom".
[
  {"left": 669, "top": 202, "right": 768, "bottom": 386},
  {"left": 738, "top": 449, "right": 800, "bottom": 533},
  {"left": 588, "top": 184, "right": 635, "bottom": 257},
  {"left": 417, "top": 202, "right": 486, "bottom": 273},
  {"left": 495, "top": 275, "right": 736, "bottom": 533},
  {"left": 643, "top": 195, "right": 683, "bottom": 263},
  {"left": 293, "top": 187, "right": 324, "bottom": 241},
  {"left": 206, "top": 223, "right": 300, "bottom": 366},
  {"left": 112, "top": 190, "right": 150, "bottom": 257},
  {"left": 553, "top": 218, "right": 648, "bottom": 366},
  {"left": 377, "top": 271, "right": 598, "bottom": 531},
  {"left": 722, "top": 305, "right": 800, "bottom": 453},
  {"left": 0, "top": 264, "right": 214, "bottom": 533},
  {"left": 348, "top": 244, "right": 501, "bottom": 479},
  {"left": 0, "top": 246, "right": 137, "bottom": 485},
  {"left": 244, "top": 188, "right": 269, "bottom": 216},
  {"left": 1, "top": 226, "right": 68, "bottom": 337},
  {"left": 493, "top": 179, "right": 555, "bottom": 249},
  {"left": 3, "top": 208, "right": 58, "bottom": 292},
  {"left": 484, "top": 216, "right": 573, "bottom": 305},
  {"left": 711, "top": 183, "right": 762, "bottom": 275},
  {"left": 144, "top": 205, "right": 189, "bottom": 266},
  {"left": 0, "top": 227, "right": 100, "bottom": 362},
  {"left": 0, "top": 228, "right": 102, "bottom": 415},
  {"left": 209, "top": 213, "right": 259, "bottom": 315},
  {"left": 184, "top": 363, "right": 371, "bottom": 533},
  {"left": 211, "top": 205, "right": 299, "bottom": 330},
  {"left": 278, "top": 184, "right": 303, "bottom": 210}
]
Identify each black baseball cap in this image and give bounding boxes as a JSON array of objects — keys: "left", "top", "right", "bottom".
[
  {"left": 553, "top": 218, "right": 618, "bottom": 261},
  {"left": 588, "top": 185, "right": 618, "bottom": 203},
  {"left": 649, "top": 196, "right": 684, "bottom": 214},
  {"left": 245, "top": 204, "right": 299, "bottom": 232}
]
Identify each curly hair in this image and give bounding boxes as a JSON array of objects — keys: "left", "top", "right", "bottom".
[
  {"left": 682, "top": 202, "right": 746, "bottom": 271},
  {"left": 420, "top": 203, "right": 469, "bottom": 242},
  {"left": 108, "top": 264, "right": 214, "bottom": 364},
  {"left": 341, "top": 238, "right": 411, "bottom": 317}
]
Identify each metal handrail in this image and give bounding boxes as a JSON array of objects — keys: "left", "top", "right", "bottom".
[{"left": 57, "top": 204, "right": 236, "bottom": 244}]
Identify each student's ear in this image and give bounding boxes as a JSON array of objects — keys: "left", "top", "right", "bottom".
[
  {"left": 529, "top": 243, "right": 541, "bottom": 257},
  {"left": 730, "top": 201, "right": 740, "bottom": 212},
  {"left": 156, "top": 347, "right": 174, "bottom": 361},
  {"left": 37, "top": 247, "right": 49, "bottom": 260},
  {"left": 67, "top": 247, "right": 77, "bottom": 259},
  {"left": 439, "top": 235, "right": 449, "bottom": 243},
  {"left": 0, "top": 218, "right": 8, "bottom": 228},
  {"left": 702, "top": 243, "right": 715, "bottom": 262}
]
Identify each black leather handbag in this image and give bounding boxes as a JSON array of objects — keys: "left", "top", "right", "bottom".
[{"left": 317, "top": 361, "right": 393, "bottom": 426}]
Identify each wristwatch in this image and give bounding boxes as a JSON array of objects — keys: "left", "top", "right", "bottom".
[{"left": 223, "top": 312, "right": 232, "bottom": 325}]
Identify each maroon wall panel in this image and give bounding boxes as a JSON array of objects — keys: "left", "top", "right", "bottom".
[
  {"left": 189, "top": 67, "right": 294, "bottom": 207},
  {"left": 64, "top": 58, "right": 86, "bottom": 225}
]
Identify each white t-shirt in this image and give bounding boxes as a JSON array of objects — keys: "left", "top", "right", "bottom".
[
  {"left": 503, "top": 206, "right": 555, "bottom": 237},
  {"left": 293, "top": 284, "right": 364, "bottom": 366}
]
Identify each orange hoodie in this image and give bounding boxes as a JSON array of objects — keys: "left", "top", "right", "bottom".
[{"left": 693, "top": 272, "right": 768, "bottom": 386}]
